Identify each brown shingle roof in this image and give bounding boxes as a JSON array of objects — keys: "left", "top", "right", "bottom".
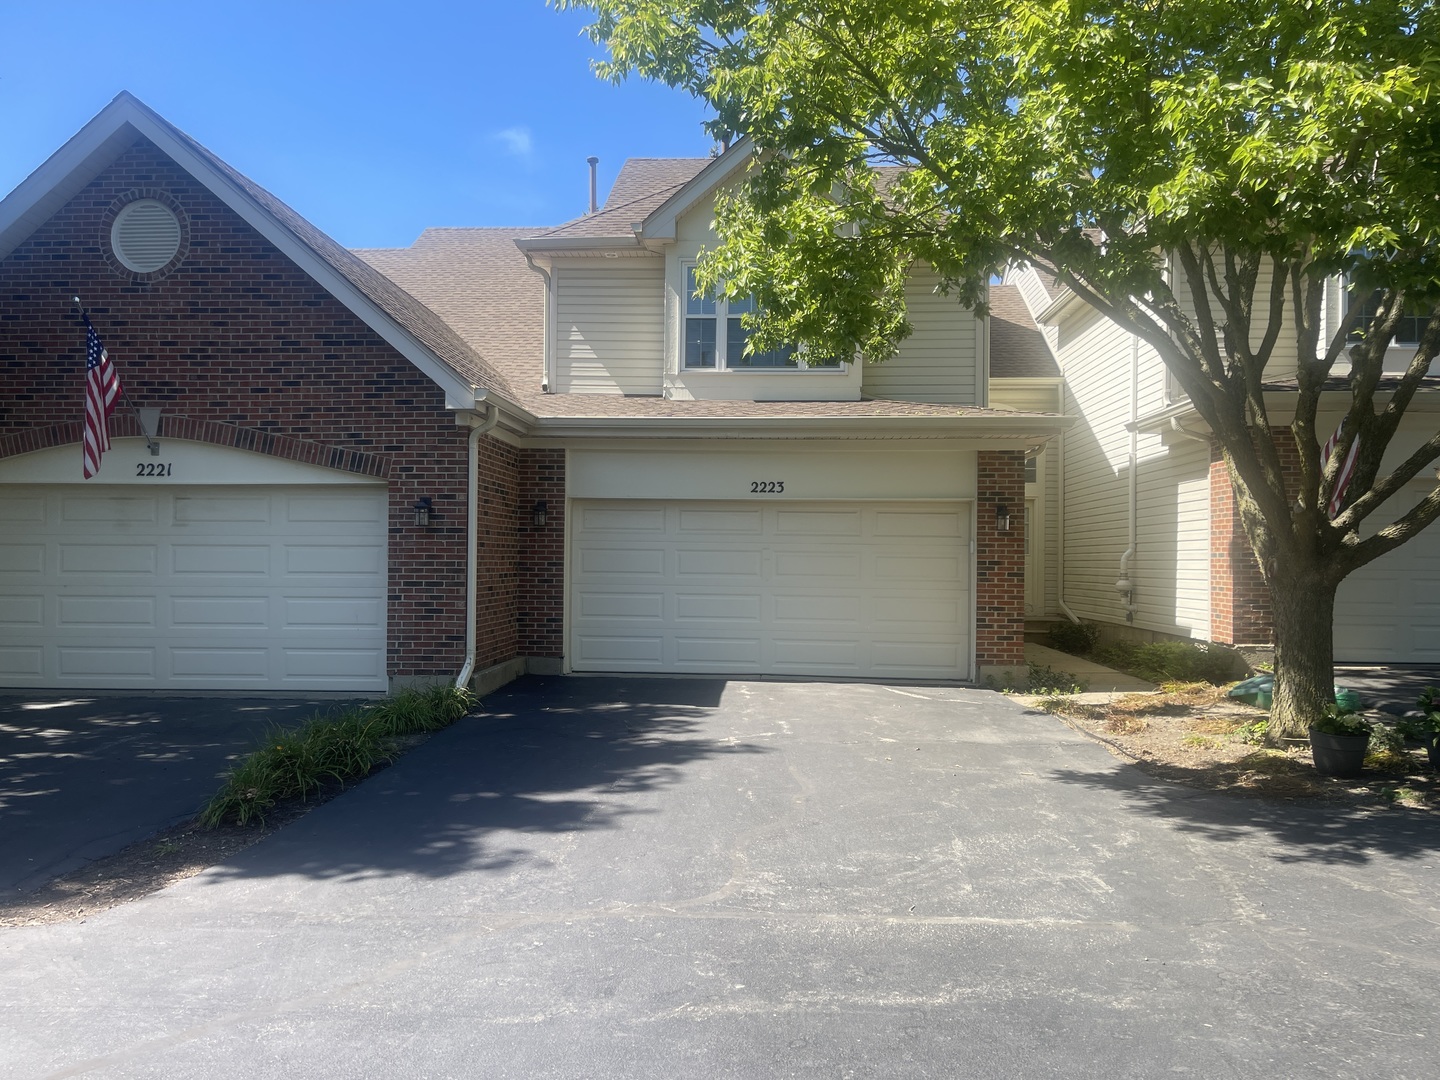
[
  {"left": 528, "top": 157, "right": 711, "bottom": 242},
  {"left": 989, "top": 284, "right": 1060, "bottom": 378},
  {"left": 356, "top": 228, "right": 543, "bottom": 405}
]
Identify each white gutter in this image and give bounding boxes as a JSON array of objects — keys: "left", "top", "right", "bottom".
[
  {"left": 455, "top": 400, "right": 500, "bottom": 690},
  {"left": 1117, "top": 334, "right": 1140, "bottom": 621}
]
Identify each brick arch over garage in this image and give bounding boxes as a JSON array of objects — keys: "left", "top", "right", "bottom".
[{"left": 0, "top": 415, "right": 392, "bottom": 479}]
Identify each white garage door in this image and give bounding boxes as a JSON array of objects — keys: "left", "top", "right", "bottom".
[
  {"left": 1335, "top": 488, "right": 1440, "bottom": 662},
  {"left": 0, "top": 485, "right": 388, "bottom": 690},
  {"left": 570, "top": 500, "right": 971, "bottom": 678}
]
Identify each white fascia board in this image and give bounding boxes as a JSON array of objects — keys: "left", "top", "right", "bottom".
[
  {"left": 1035, "top": 285, "right": 1086, "bottom": 325},
  {"left": 527, "top": 413, "right": 1072, "bottom": 443},
  {"left": 637, "top": 138, "right": 755, "bottom": 242},
  {"left": 513, "top": 235, "right": 645, "bottom": 254},
  {"left": 0, "top": 94, "right": 483, "bottom": 412}
]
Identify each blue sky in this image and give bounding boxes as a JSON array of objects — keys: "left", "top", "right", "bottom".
[{"left": 0, "top": 1, "right": 714, "bottom": 248}]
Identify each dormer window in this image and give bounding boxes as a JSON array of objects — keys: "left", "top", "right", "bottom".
[{"left": 683, "top": 264, "right": 833, "bottom": 370}]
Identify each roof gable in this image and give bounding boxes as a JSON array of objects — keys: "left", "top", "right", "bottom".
[{"left": 0, "top": 92, "right": 510, "bottom": 410}]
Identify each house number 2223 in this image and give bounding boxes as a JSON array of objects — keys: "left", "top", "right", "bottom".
[{"left": 750, "top": 480, "right": 785, "bottom": 493}]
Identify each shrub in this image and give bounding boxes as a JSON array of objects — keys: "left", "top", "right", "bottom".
[
  {"left": 1310, "top": 704, "right": 1373, "bottom": 738},
  {"left": 1046, "top": 620, "right": 1102, "bottom": 656},
  {"left": 201, "top": 685, "right": 475, "bottom": 827},
  {"left": 1027, "top": 662, "right": 1087, "bottom": 694},
  {"left": 1093, "top": 639, "right": 1244, "bottom": 685}
]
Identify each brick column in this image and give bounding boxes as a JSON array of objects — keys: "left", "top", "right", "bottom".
[
  {"left": 518, "top": 449, "right": 566, "bottom": 666},
  {"left": 1209, "top": 435, "right": 1300, "bottom": 646},
  {"left": 975, "top": 449, "right": 1027, "bottom": 680}
]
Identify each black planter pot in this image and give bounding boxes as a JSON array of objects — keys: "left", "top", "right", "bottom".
[
  {"left": 1309, "top": 727, "right": 1369, "bottom": 778},
  {"left": 1427, "top": 735, "right": 1440, "bottom": 771}
]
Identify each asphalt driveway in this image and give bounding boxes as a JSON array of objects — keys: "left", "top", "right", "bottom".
[
  {"left": 0, "top": 693, "right": 352, "bottom": 896},
  {"left": 2, "top": 675, "right": 1438, "bottom": 1078}
]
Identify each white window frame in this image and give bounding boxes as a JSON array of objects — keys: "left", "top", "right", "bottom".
[{"left": 681, "top": 261, "right": 840, "bottom": 372}]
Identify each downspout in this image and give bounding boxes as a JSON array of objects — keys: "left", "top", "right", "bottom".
[
  {"left": 524, "top": 252, "right": 554, "bottom": 393},
  {"left": 1116, "top": 333, "right": 1140, "bottom": 621},
  {"left": 1056, "top": 419, "right": 1081, "bottom": 624},
  {"left": 455, "top": 400, "right": 500, "bottom": 690}
]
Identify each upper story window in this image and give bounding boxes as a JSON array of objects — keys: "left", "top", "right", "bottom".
[
  {"left": 1348, "top": 289, "right": 1433, "bottom": 346},
  {"left": 683, "top": 264, "right": 838, "bottom": 370}
]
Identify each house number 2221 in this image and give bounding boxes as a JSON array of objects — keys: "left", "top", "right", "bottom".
[
  {"left": 135, "top": 462, "right": 173, "bottom": 477},
  {"left": 750, "top": 480, "right": 785, "bottom": 493}
]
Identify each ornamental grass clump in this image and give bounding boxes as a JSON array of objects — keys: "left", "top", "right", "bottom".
[{"left": 200, "top": 685, "right": 474, "bottom": 827}]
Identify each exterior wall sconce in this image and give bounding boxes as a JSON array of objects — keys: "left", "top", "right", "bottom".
[
  {"left": 996, "top": 503, "right": 1011, "bottom": 532},
  {"left": 532, "top": 500, "right": 548, "bottom": 527},
  {"left": 412, "top": 497, "right": 434, "bottom": 528}
]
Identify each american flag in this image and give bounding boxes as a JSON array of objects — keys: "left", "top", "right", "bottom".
[
  {"left": 1322, "top": 417, "right": 1360, "bottom": 519},
  {"left": 82, "top": 314, "right": 122, "bottom": 479}
]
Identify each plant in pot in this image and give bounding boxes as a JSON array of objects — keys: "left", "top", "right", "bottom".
[
  {"left": 1395, "top": 687, "right": 1440, "bottom": 769},
  {"left": 1309, "top": 705, "right": 1374, "bottom": 778}
]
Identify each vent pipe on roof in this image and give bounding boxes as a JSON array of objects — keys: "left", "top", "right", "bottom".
[{"left": 587, "top": 156, "right": 599, "bottom": 214}]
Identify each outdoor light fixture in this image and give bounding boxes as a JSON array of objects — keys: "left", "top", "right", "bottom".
[
  {"left": 412, "top": 497, "right": 434, "bottom": 528},
  {"left": 996, "top": 503, "right": 1011, "bottom": 532},
  {"left": 532, "top": 500, "right": 549, "bottom": 527}
]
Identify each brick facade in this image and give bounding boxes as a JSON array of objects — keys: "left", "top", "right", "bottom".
[
  {"left": 517, "top": 449, "right": 566, "bottom": 659},
  {"left": 1208, "top": 434, "right": 1302, "bottom": 647},
  {"left": 0, "top": 137, "right": 522, "bottom": 682},
  {"left": 974, "top": 449, "right": 1027, "bottom": 668}
]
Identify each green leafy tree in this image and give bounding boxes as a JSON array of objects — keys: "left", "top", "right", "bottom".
[{"left": 558, "top": 0, "right": 1440, "bottom": 738}]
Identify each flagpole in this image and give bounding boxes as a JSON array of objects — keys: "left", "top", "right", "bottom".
[{"left": 72, "top": 297, "right": 160, "bottom": 456}]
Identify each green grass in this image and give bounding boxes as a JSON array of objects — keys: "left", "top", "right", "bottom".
[{"left": 200, "top": 685, "right": 475, "bottom": 828}]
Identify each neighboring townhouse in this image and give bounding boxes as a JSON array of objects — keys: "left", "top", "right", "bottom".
[
  {"left": 0, "top": 95, "right": 1067, "bottom": 693},
  {"left": 1005, "top": 261, "right": 1440, "bottom": 663}
]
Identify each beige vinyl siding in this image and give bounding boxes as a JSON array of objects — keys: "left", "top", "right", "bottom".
[
  {"left": 554, "top": 260, "right": 665, "bottom": 395},
  {"left": 862, "top": 268, "right": 980, "bottom": 404},
  {"left": 990, "top": 379, "right": 1061, "bottom": 616},
  {"left": 1057, "top": 307, "right": 1211, "bottom": 637}
]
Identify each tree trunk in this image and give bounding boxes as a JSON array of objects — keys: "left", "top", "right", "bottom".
[{"left": 1267, "top": 570, "right": 1338, "bottom": 740}]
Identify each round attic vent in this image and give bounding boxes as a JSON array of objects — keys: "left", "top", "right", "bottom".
[{"left": 110, "top": 199, "right": 183, "bottom": 273}]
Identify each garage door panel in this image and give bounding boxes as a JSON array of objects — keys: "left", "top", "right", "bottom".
[
  {"left": 582, "top": 506, "right": 665, "bottom": 532},
  {"left": 173, "top": 544, "right": 270, "bottom": 575},
  {"left": 873, "top": 555, "right": 962, "bottom": 583},
  {"left": 580, "top": 547, "right": 666, "bottom": 576},
  {"left": 873, "top": 510, "right": 963, "bottom": 537},
  {"left": 58, "top": 646, "right": 156, "bottom": 678},
  {"left": 0, "top": 544, "right": 44, "bottom": 574},
  {"left": 0, "top": 595, "right": 44, "bottom": 626},
  {"left": 773, "top": 551, "right": 860, "bottom": 579},
  {"left": 172, "top": 648, "right": 269, "bottom": 678},
  {"left": 775, "top": 510, "right": 861, "bottom": 536},
  {"left": 571, "top": 500, "right": 971, "bottom": 678},
  {"left": 60, "top": 544, "right": 156, "bottom": 575},
  {"left": 675, "top": 549, "right": 762, "bottom": 579},
  {"left": 773, "top": 593, "right": 861, "bottom": 623},
  {"left": 576, "top": 592, "right": 665, "bottom": 620},
  {"left": 58, "top": 595, "right": 156, "bottom": 628},
  {"left": 60, "top": 495, "right": 158, "bottom": 524},
  {"left": 678, "top": 508, "right": 762, "bottom": 534},
  {"left": 173, "top": 595, "right": 270, "bottom": 628},
  {"left": 675, "top": 592, "right": 762, "bottom": 621},
  {"left": 0, "top": 496, "right": 44, "bottom": 524},
  {"left": 284, "top": 494, "right": 388, "bottom": 524},
  {"left": 282, "top": 597, "right": 382, "bottom": 629},
  {"left": 772, "top": 639, "right": 860, "bottom": 667},
  {"left": 575, "top": 635, "right": 664, "bottom": 664},
  {"left": 0, "top": 647, "right": 43, "bottom": 676},
  {"left": 0, "top": 485, "right": 387, "bottom": 690},
  {"left": 673, "top": 636, "right": 762, "bottom": 665},
  {"left": 173, "top": 495, "right": 271, "bottom": 524}
]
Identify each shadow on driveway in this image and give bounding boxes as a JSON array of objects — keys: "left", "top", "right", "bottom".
[
  {"left": 0, "top": 693, "right": 352, "bottom": 896},
  {"left": 1047, "top": 764, "right": 1440, "bottom": 865},
  {"left": 201, "top": 676, "right": 770, "bottom": 885}
]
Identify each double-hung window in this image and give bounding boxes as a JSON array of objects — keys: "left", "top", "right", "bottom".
[
  {"left": 683, "top": 265, "right": 836, "bottom": 370},
  {"left": 1347, "top": 288, "right": 1433, "bottom": 346}
]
